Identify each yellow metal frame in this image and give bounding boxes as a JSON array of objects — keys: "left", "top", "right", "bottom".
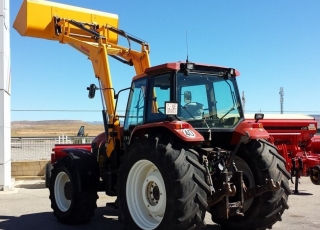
[{"left": 13, "top": 0, "right": 151, "bottom": 157}]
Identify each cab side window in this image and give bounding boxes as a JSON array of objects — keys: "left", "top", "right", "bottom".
[
  {"left": 146, "top": 74, "right": 171, "bottom": 122},
  {"left": 124, "top": 78, "right": 147, "bottom": 130}
]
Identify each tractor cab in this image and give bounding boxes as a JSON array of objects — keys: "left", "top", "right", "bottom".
[{"left": 124, "top": 62, "right": 244, "bottom": 149}]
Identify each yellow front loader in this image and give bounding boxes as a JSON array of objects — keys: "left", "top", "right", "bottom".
[{"left": 14, "top": 0, "right": 150, "bottom": 158}]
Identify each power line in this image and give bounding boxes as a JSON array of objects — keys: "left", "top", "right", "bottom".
[
  {"left": 246, "top": 110, "right": 320, "bottom": 113},
  {"left": 12, "top": 109, "right": 320, "bottom": 114},
  {"left": 11, "top": 109, "right": 126, "bottom": 112}
]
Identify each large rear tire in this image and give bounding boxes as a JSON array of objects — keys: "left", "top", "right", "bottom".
[
  {"left": 118, "top": 135, "right": 208, "bottom": 230},
  {"left": 211, "top": 139, "right": 291, "bottom": 230},
  {"left": 49, "top": 158, "right": 98, "bottom": 224}
]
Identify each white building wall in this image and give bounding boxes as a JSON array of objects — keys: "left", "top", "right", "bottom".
[{"left": 0, "top": 0, "right": 11, "bottom": 191}]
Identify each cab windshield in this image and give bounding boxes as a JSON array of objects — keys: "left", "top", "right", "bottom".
[{"left": 176, "top": 72, "right": 243, "bottom": 128}]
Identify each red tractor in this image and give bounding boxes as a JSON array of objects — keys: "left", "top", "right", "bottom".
[
  {"left": 246, "top": 114, "right": 320, "bottom": 193},
  {"left": 14, "top": 1, "right": 291, "bottom": 229}
]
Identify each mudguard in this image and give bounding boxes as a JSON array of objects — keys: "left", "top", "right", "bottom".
[
  {"left": 131, "top": 121, "right": 204, "bottom": 145},
  {"left": 231, "top": 121, "right": 269, "bottom": 145},
  {"left": 56, "top": 148, "right": 100, "bottom": 192}
]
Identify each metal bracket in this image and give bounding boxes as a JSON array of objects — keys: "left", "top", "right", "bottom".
[
  {"left": 208, "top": 172, "right": 236, "bottom": 207},
  {"left": 244, "top": 179, "right": 280, "bottom": 200},
  {"left": 202, "top": 155, "right": 215, "bottom": 194}
]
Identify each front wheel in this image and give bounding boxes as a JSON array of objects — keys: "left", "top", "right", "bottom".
[
  {"left": 118, "top": 135, "right": 208, "bottom": 230},
  {"left": 127, "top": 159, "right": 167, "bottom": 228}
]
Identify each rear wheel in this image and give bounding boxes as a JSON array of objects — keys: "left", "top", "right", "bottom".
[
  {"left": 211, "top": 139, "right": 291, "bottom": 230},
  {"left": 118, "top": 135, "right": 208, "bottom": 230},
  {"left": 49, "top": 158, "right": 98, "bottom": 224}
]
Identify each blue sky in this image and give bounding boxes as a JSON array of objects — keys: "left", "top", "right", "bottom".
[{"left": 9, "top": 0, "right": 320, "bottom": 121}]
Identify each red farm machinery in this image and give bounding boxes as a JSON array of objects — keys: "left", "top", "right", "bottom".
[{"left": 246, "top": 114, "right": 320, "bottom": 193}]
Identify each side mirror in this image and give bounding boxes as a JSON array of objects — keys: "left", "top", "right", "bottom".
[
  {"left": 184, "top": 91, "right": 192, "bottom": 103},
  {"left": 87, "top": 84, "right": 97, "bottom": 99}
]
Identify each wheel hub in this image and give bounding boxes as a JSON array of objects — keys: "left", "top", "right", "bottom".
[
  {"left": 146, "top": 181, "right": 160, "bottom": 206},
  {"left": 64, "top": 181, "right": 73, "bottom": 200},
  {"left": 141, "top": 171, "right": 165, "bottom": 216}
]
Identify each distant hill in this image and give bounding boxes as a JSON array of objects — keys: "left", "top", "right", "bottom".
[
  {"left": 87, "top": 121, "right": 103, "bottom": 125},
  {"left": 310, "top": 115, "right": 320, "bottom": 124},
  {"left": 12, "top": 120, "right": 85, "bottom": 126},
  {"left": 310, "top": 115, "right": 320, "bottom": 133},
  {"left": 11, "top": 120, "right": 104, "bottom": 137}
]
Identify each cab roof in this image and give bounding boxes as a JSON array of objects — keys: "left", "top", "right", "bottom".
[{"left": 132, "top": 61, "right": 240, "bottom": 81}]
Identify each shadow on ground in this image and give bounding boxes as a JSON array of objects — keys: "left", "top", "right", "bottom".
[
  {"left": 291, "top": 189, "right": 313, "bottom": 196},
  {"left": 0, "top": 207, "right": 121, "bottom": 230},
  {"left": 204, "top": 224, "right": 221, "bottom": 229},
  {"left": 0, "top": 207, "right": 221, "bottom": 230},
  {"left": 17, "top": 182, "right": 46, "bottom": 190}
]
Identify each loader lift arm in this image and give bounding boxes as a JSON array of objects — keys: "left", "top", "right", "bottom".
[{"left": 14, "top": 0, "right": 151, "bottom": 156}]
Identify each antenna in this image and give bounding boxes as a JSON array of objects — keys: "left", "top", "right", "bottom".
[
  {"left": 279, "top": 87, "right": 284, "bottom": 114},
  {"left": 242, "top": 91, "right": 245, "bottom": 114},
  {"left": 186, "top": 31, "right": 189, "bottom": 63}
]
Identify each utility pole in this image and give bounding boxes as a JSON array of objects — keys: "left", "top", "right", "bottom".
[
  {"left": 279, "top": 87, "right": 284, "bottom": 114},
  {"left": 242, "top": 91, "right": 245, "bottom": 114}
]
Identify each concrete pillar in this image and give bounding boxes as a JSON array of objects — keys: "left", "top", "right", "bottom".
[{"left": 0, "top": 0, "right": 11, "bottom": 191}]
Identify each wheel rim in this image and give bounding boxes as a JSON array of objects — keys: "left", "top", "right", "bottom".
[
  {"left": 126, "top": 160, "right": 166, "bottom": 230},
  {"left": 54, "top": 171, "right": 71, "bottom": 212}
]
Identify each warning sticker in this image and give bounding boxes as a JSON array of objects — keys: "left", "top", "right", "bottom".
[{"left": 182, "top": 129, "right": 195, "bottom": 138}]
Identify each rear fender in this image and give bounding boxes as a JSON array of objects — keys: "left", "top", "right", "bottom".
[
  {"left": 130, "top": 121, "right": 204, "bottom": 145},
  {"left": 231, "top": 121, "right": 269, "bottom": 145},
  {"left": 56, "top": 148, "right": 99, "bottom": 192}
]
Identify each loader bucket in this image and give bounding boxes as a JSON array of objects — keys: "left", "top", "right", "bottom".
[{"left": 13, "top": 0, "right": 119, "bottom": 44}]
